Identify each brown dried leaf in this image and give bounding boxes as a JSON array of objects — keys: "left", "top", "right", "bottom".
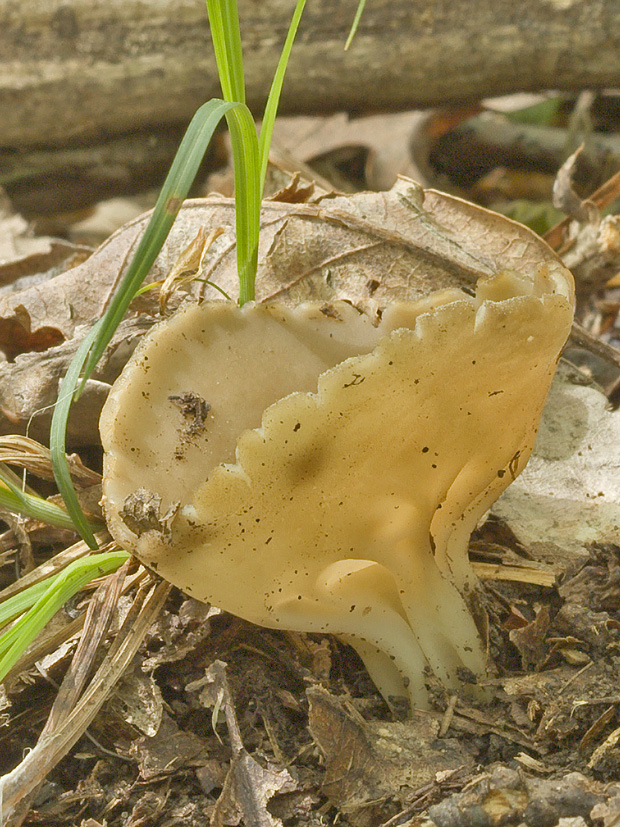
[
  {"left": 0, "top": 197, "right": 93, "bottom": 358},
  {"left": 212, "top": 753, "right": 296, "bottom": 827},
  {"left": 509, "top": 607, "right": 551, "bottom": 671},
  {"left": 0, "top": 214, "right": 167, "bottom": 361},
  {"left": 270, "top": 112, "right": 425, "bottom": 191},
  {"left": 1, "top": 179, "right": 565, "bottom": 449},
  {"left": 188, "top": 661, "right": 297, "bottom": 827},
  {"left": 129, "top": 713, "right": 210, "bottom": 780},
  {"left": 307, "top": 686, "right": 472, "bottom": 816},
  {"left": 0, "top": 317, "right": 153, "bottom": 445},
  {"left": 0, "top": 177, "right": 563, "bottom": 361},
  {"left": 103, "top": 666, "right": 163, "bottom": 739},
  {"left": 0, "top": 208, "right": 90, "bottom": 291}
]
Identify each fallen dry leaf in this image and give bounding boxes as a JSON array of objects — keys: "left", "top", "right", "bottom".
[
  {"left": 307, "top": 685, "right": 472, "bottom": 817},
  {"left": 212, "top": 752, "right": 297, "bottom": 827},
  {"left": 104, "top": 665, "right": 163, "bottom": 739},
  {"left": 509, "top": 607, "right": 551, "bottom": 671},
  {"left": 0, "top": 317, "right": 153, "bottom": 445},
  {"left": 0, "top": 177, "right": 562, "bottom": 358},
  {"left": 1, "top": 177, "right": 568, "bottom": 452},
  {"left": 269, "top": 111, "right": 427, "bottom": 191},
  {"left": 188, "top": 661, "right": 297, "bottom": 827},
  {"left": 129, "top": 713, "right": 210, "bottom": 780},
  {"left": 494, "top": 364, "right": 620, "bottom": 561},
  {"left": 0, "top": 194, "right": 90, "bottom": 288}
]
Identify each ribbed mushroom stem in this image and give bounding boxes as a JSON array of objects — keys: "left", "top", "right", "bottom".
[{"left": 275, "top": 597, "right": 431, "bottom": 708}]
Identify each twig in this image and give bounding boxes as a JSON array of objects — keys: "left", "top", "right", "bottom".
[
  {"left": 378, "top": 765, "right": 468, "bottom": 827},
  {"left": 438, "top": 694, "right": 458, "bottom": 737},
  {"left": 559, "top": 660, "right": 594, "bottom": 695},
  {"left": 568, "top": 320, "right": 620, "bottom": 374}
]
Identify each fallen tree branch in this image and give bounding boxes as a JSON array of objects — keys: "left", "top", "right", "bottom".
[{"left": 2, "top": 0, "right": 620, "bottom": 151}]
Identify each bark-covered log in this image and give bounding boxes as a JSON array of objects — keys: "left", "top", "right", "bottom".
[
  {"left": 2, "top": 0, "right": 620, "bottom": 151},
  {"left": 0, "top": 126, "right": 220, "bottom": 216}
]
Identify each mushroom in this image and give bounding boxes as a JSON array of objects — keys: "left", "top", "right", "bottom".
[{"left": 100, "top": 207, "right": 574, "bottom": 711}]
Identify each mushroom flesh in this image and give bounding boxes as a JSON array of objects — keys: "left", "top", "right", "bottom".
[{"left": 101, "top": 251, "right": 573, "bottom": 709}]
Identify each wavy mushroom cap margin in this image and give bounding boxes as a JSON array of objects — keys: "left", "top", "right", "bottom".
[{"left": 101, "top": 203, "right": 574, "bottom": 710}]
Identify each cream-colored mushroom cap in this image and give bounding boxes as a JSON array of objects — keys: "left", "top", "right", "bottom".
[{"left": 101, "top": 241, "right": 573, "bottom": 709}]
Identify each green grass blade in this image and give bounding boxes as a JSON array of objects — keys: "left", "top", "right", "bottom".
[
  {"left": 225, "top": 105, "right": 261, "bottom": 304},
  {"left": 219, "top": 1, "right": 245, "bottom": 103},
  {"left": 258, "top": 0, "right": 306, "bottom": 193},
  {"left": 204, "top": 1, "right": 233, "bottom": 100},
  {"left": 51, "top": 99, "right": 250, "bottom": 537},
  {"left": 0, "top": 550, "right": 129, "bottom": 683},
  {"left": 206, "top": 0, "right": 246, "bottom": 104},
  {"left": 0, "top": 580, "right": 52, "bottom": 628},
  {"left": 50, "top": 321, "right": 104, "bottom": 549},
  {"left": 80, "top": 98, "right": 237, "bottom": 382},
  {"left": 345, "top": 0, "right": 367, "bottom": 50},
  {"left": 0, "top": 471, "right": 98, "bottom": 534},
  {"left": 52, "top": 0, "right": 310, "bottom": 531}
]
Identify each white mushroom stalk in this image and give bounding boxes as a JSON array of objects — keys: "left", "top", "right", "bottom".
[{"left": 101, "top": 194, "right": 574, "bottom": 711}]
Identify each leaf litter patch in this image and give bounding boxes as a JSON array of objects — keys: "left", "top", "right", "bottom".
[{"left": 1, "top": 178, "right": 620, "bottom": 825}]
